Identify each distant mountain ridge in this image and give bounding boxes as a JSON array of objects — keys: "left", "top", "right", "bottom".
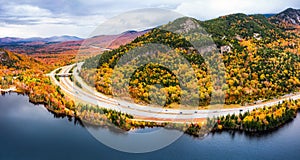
[
  {"left": 0, "top": 35, "right": 82, "bottom": 44},
  {"left": 270, "top": 8, "right": 300, "bottom": 25},
  {"left": 0, "top": 30, "right": 148, "bottom": 54}
]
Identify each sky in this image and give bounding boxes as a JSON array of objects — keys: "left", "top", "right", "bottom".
[{"left": 0, "top": 0, "right": 299, "bottom": 38}]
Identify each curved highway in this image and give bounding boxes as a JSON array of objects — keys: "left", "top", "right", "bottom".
[{"left": 48, "top": 63, "right": 300, "bottom": 122}]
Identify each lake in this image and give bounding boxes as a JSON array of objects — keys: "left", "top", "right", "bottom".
[{"left": 0, "top": 92, "right": 300, "bottom": 160}]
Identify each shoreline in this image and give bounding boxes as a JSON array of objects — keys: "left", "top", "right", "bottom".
[
  {"left": 1, "top": 90, "right": 299, "bottom": 137},
  {"left": 0, "top": 86, "right": 17, "bottom": 92},
  {"left": 211, "top": 110, "right": 300, "bottom": 136}
]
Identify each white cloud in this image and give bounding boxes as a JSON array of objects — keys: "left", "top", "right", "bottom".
[
  {"left": 0, "top": 0, "right": 299, "bottom": 38},
  {"left": 0, "top": 4, "right": 107, "bottom": 38},
  {"left": 90, "top": 9, "right": 183, "bottom": 36},
  {"left": 0, "top": 23, "right": 97, "bottom": 38},
  {"left": 175, "top": 0, "right": 299, "bottom": 20},
  {"left": 3, "top": 4, "right": 52, "bottom": 17}
]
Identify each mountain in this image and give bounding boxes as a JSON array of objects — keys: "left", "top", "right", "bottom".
[
  {"left": 0, "top": 37, "right": 23, "bottom": 43},
  {"left": 200, "top": 13, "right": 285, "bottom": 46},
  {"left": 44, "top": 35, "right": 82, "bottom": 42},
  {"left": 0, "top": 35, "right": 82, "bottom": 44},
  {"left": 0, "top": 36, "right": 83, "bottom": 55},
  {"left": 81, "top": 30, "right": 149, "bottom": 49},
  {"left": 81, "top": 13, "right": 299, "bottom": 107},
  {"left": 106, "top": 30, "right": 149, "bottom": 49},
  {"left": 0, "top": 49, "right": 45, "bottom": 70},
  {"left": 0, "top": 31, "right": 148, "bottom": 54},
  {"left": 270, "top": 8, "right": 300, "bottom": 25}
]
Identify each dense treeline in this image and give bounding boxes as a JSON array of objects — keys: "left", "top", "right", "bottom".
[
  {"left": 178, "top": 99, "right": 300, "bottom": 136},
  {"left": 216, "top": 99, "right": 300, "bottom": 132},
  {"left": 76, "top": 103, "right": 171, "bottom": 130},
  {"left": 76, "top": 103, "right": 133, "bottom": 129}
]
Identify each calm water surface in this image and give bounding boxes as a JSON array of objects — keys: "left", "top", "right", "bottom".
[{"left": 1, "top": 93, "right": 300, "bottom": 160}]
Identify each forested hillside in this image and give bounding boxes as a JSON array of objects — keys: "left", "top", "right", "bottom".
[
  {"left": 0, "top": 49, "right": 75, "bottom": 115},
  {"left": 81, "top": 12, "right": 300, "bottom": 108}
]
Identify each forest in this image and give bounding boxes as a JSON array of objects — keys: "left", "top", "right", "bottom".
[
  {"left": 81, "top": 14, "right": 300, "bottom": 108},
  {"left": 0, "top": 49, "right": 75, "bottom": 115}
]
